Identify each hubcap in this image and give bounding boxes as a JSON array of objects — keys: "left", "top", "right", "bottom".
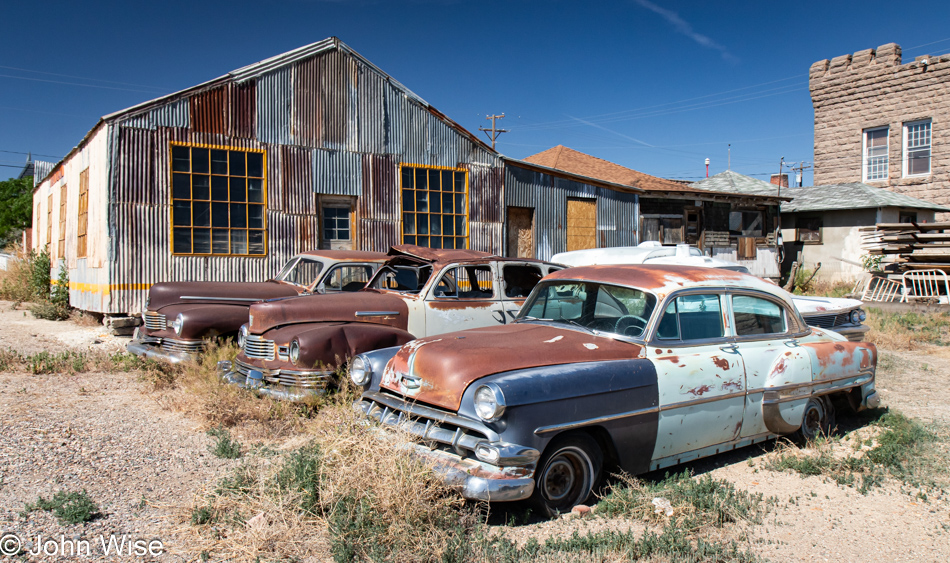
[
  {"left": 541, "top": 447, "right": 592, "bottom": 505},
  {"left": 804, "top": 404, "right": 822, "bottom": 436}
]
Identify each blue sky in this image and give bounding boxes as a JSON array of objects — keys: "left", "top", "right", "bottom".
[{"left": 3, "top": 0, "right": 950, "bottom": 186}]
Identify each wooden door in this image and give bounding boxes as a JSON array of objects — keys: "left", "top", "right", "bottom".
[
  {"left": 506, "top": 206, "right": 535, "bottom": 258},
  {"left": 566, "top": 198, "right": 597, "bottom": 251}
]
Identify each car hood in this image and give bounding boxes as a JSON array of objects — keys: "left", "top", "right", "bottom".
[
  {"left": 148, "top": 281, "right": 299, "bottom": 310},
  {"left": 379, "top": 323, "right": 643, "bottom": 411},
  {"left": 247, "top": 290, "right": 409, "bottom": 334},
  {"left": 792, "top": 296, "right": 863, "bottom": 316}
]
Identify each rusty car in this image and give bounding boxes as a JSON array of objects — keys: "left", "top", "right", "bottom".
[
  {"left": 552, "top": 242, "right": 870, "bottom": 342},
  {"left": 128, "top": 250, "right": 388, "bottom": 363},
  {"left": 219, "top": 245, "right": 562, "bottom": 400},
  {"left": 350, "top": 264, "right": 879, "bottom": 516}
]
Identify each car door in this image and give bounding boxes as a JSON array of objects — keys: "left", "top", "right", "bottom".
[
  {"left": 730, "top": 292, "right": 813, "bottom": 439},
  {"left": 317, "top": 263, "right": 378, "bottom": 293},
  {"left": 649, "top": 291, "right": 747, "bottom": 461},
  {"left": 423, "top": 263, "right": 504, "bottom": 335},
  {"left": 499, "top": 262, "right": 546, "bottom": 321}
]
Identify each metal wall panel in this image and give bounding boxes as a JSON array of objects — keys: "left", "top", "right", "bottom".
[
  {"left": 358, "top": 64, "right": 387, "bottom": 154},
  {"left": 279, "top": 146, "right": 316, "bottom": 215},
  {"left": 359, "top": 154, "right": 399, "bottom": 222},
  {"left": 257, "top": 67, "right": 293, "bottom": 145},
  {"left": 229, "top": 81, "right": 256, "bottom": 139},
  {"left": 152, "top": 98, "right": 189, "bottom": 128},
  {"left": 466, "top": 163, "right": 503, "bottom": 224},
  {"left": 121, "top": 112, "right": 154, "bottom": 130},
  {"left": 313, "top": 149, "right": 362, "bottom": 196},
  {"left": 293, "top": 55, "right": 321, "bottom": 147},
  {"left": 320, "top": 49, "right": 348, "bottom": 150},
  {"left": 114, "top": 126, "right": 157, "bottom": 205},
  {"left": 384, "top": 82, "right": 405, "bottom": 156},
  {"left": 189, "top": 87, "right": 226, "bottom": 135},
  {"left": 428, "top": 117, "right": 458, "bottom": 168},
  {"left": 469, "top": 221, "right": 501, "bottom": 254}
]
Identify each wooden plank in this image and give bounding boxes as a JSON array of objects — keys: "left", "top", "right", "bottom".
[
  {"left": 506, "top": 206, "right": 534, "bottom": 259},
  {"left": 566, "top": 198, "right": 597, "bottom": 252}
]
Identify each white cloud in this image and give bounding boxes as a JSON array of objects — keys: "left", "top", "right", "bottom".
[{"left": 632, "top": 0, "right": 737, "bottom": 63}]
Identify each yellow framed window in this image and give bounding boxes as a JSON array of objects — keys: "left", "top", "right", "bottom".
[
  {"left": 400, "top": 164, "right": 468, "bottom": 249},
  {"left": 77, "top": 169, "right": 89, "bottom": 258},
  {"left": 46, "top": 194, "right": 53, "bottom": 254},
  {"left": 58, "top": 185, "right": 67, "bottom": 258},
  {"left": 170, "top": 142, "right": 267, "bottom": 256}
]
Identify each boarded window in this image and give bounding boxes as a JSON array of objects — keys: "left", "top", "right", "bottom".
[
  {"left": 567, "top": 198, "right": 597, "bottom": 251},
  {"left": 797, "top": 217, "right": 822, "bottom": 243},
  {"left": 46, "top": 194, "right": 53, "bottom": 254},
  {"left": 77, "top": 169, "right": 89, "bottom": 258},
  {"left": 506, "top": 206, "right": 534, "bottom": 258},
  {"left": 401, "top": 164, "right": 468, "bottom": 249},
  {"left": 170, "top": 143, "right": 267, "bottom": 256},
  {"left": 640, "top": 215, "right": 683, "bottom": 244},
  {"left": 729, "top": 210, "right": 763, "bottom": 237},
  {"left": 58, "top": 185, "right": 67, "bottom": 258}
]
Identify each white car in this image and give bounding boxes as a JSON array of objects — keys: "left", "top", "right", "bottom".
[{"left": 552, "top": 242, "right": 869, "bottom": 342}]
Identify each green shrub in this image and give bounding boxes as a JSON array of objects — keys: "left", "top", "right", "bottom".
[
  {"left": 207, "top": 426, "right": 243, "bottom": 459},
  {"left": 25, "top": 490, "right": 99, "bottom": 525}
]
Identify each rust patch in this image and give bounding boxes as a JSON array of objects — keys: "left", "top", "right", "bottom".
[
  {"left": 772, "top": 357, "right": 788, "bottom": 376},
  {"left": 712, "top": 356, "right": 730, "bottom": 370},
  {"left": 784, "top": 351, "right": 792, "bottom": 356},
  {"left": 426, "top": 300, "right": 495, "bottom": 311},
  {"left": 667, "top": 349, "right": 673, "bottom": 354},
  {"left": 658, "top": 356, "right": 680, "bottom": 363},
  {"left": 687, "top": 384, "right": 712, "bottom": 397},
  {"left": 721, "top": 379, "right": 742, "bottom": 392},
  {"left": 834, "top": 343, "right": 846, "bottom": 352},
  {"left": 655, "top": 349, "right": 664, "bottom": 355}
]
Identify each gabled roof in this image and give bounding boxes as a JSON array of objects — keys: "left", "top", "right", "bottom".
[
  {"left": 691, "top": 170, "right": 788, "bottom": 198},
  {"left": 779, "top": 183, "right": 950, "bottom": 213}
]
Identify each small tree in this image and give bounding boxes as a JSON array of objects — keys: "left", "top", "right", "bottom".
[{"left": 0, "top": 176, "right": 33, "bottom": 247}]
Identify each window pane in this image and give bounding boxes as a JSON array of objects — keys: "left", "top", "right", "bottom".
[
  {"left": 211, "top": 150, "right": 228, "bottom": 175},
  {"left": 172, "top": 146, "right": 190, "bottom": 172},
  {"left": 417, "top": 235, "right": 429, "bottom": 247},
  {"left": 173, "top": 173, "right": 191, "bottom": 199},
  {"left": 418, "top": 214, "right": 429, "bottom": 235},
  {"left": 401, "top": 167, "right": 414, "bottom": 190},
  {"left": 676, "top": 294, "right": 723, "bottom": 341},
  {"left": 443, "top": 215, "right": 454, "bottom": 236},
  {"left": 454, "top": 172, "right": 465, "bottom": 192},
  {"left": 191, "top": 148, "right": 209, "bottom": 174},
  {"left": 248, "top": 205, "right": 263, "bottom": 229},
  {"left": 404, "top": 212, "right": 415, "bottom": 234},
  {"left": 415, "top": 168, "right": 427, "bottom": 191},
  {"left": 193, "top": 201, "right": 210, "bottom": 227},
  {"left": 229, "top": 177, "right": 246, "bottom": 202},
  {"left": 248, "top": 178, "right": 264, "bottom": 203},
  {"left": 338, "top": 229, "right": 349, "bottom": 240},
  {"left": 441, "top": 170, "right": 452, "bottom": 192},
  {"left": 430, "top": 190, "right": 441, "bottom": 213},
  {"left": 248, "top": 230, "right": 265, "bottom": 255},
  {"left": 173, "top": 227, "right": 191, "bottom": 253},
  {"left": 442, "top": 193, "right": 453, "bottom": 214},
  {"left": 430, "top": 214, "right": 441, "bottom": 235},
  {"left": 231, "top": 203, "right": 247, "bottom": 228},
  {"left": 733, "top": 295, "right": 786, "bottom": 336},
  {"left": 454, "top": 193, "right": 465, "bottom": 214},
  {"left": 212, "top": 202, "right": 229, "bottom": 227},
  {"left": 211, "top": 175, "right": 228, "bottom": 200},
  {"left": 192, "top": 175, "right": 210, "bottom": 200},
  {"left": 246, "top": 152, "right": 263, "bottom": 178},
  {"left": 403, "top": 191, "right": 415, "bottom": 212},
  {"left": 404, "top": 235, "right": 416, "bottom": 245},
  {"left": 455, "top": 216, "right": 466, "bottom": 236},
  {"left": 229, "top": 150, "right": 246, "bottom": 176},
  {"left": 173, "top": 200, "right": 191, "bottom": 226},
  {"left": 193, "top": 228, "right": 211, "bottom": 254},
  {"left": 429, "top": 170, "right": 440, "bottom": 192},
  {"left": 230, "top": 229, "right": 247, "bottom": 254},
  {"left": 431, "top": 236, "right": 442, "bottom": 249},
  {"left": 415, "top": 190, "right": 428, "bottom": 213},
  {"left": 212, "top": 229, "right": 229, "bottom": 254}
]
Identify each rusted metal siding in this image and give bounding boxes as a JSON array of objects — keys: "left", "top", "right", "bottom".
[
  {"left": 313, "top": 149, "right": 362, "bottom": 196},
  {"left": 319, "top": 49, "right": 352, "bottom": 151},
  {"left": 229, "top": 81, "right": 256, "bottom": 139},
  {"left": 358, "top": 154, "right": 400, "bottom": 252},
  {"left": 190, "top": 87, "right": 227, "bottom": 135},
  {"left": 358, "top": 65, "right": 387, "bottom": 154},
  {"left": 113, "top": 127, "right": 157, "bottom": 205},
  {"left": 276, "top": 145, "right": 316, "bottom": 215},
  {"left": 153, "top": 98, "right": 189, "bottom": 128},
  {"left": 293, "top": 55, "right": 322, "bottom": 147},
  {"left": 257, "top": 67, "right": 293, "bottom": 145}
]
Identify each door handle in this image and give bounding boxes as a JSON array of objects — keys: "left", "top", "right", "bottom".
[
  {"left": 784, "top": 339, "right": 800, "bottom": 348},
  {"left": 492, "top": 310, "right": 506, "bottom": 323},
  {"left": 719, "top": 344, "right": 738, "bottom": 353},
  {"left": 505, "top": 309, "right": 518, "bottom": 319}
]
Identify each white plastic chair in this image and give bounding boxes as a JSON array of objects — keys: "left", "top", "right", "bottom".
[
  {"left": 901, "top": 270, "right": 950, "bottom": 304},
  {"left": 861, "top": 276, "right": 904, "bottom": 302}
]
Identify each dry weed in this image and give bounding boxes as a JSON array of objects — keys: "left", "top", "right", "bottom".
[
  {"left": 865, "top": 308, "right": 950, "bottom": 351},
  {"left": 0, "top": 251, "right": 34, "bottom": 303}
]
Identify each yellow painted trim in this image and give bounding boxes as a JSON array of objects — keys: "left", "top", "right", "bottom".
[
  {"left": 67, "top": 282, "right": 153, "bottom": 295},
  {"left": 168, "top": 141, "right": 269, "bottom": 257},
  {"left": 398, "top": 163, "right": 470, "bottom": 249}
]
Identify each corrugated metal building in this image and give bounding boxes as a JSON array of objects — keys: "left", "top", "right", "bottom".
[{"left": 32, "top": 37, "right": 644, "bottom": 315}]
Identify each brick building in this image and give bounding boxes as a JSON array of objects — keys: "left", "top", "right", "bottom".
[{"left": 810, "top": 43, "right": 950, "bottom": 217}]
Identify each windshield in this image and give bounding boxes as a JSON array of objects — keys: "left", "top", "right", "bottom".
[
  {"left": 276, "top": 256, "right": 325, "bottom": 287},
  {"left": 367, "top": 264, "right": 433, "bottom": 294},
  {"left": 519, "top": 281, "right": 658, "bottom": 339}
]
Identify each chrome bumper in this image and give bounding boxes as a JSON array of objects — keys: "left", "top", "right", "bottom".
[
  {"left": 127, "top": 339, "right": 197, "bottom": 364},
  {"left": 218, "top": 360, "right": 330, "bottom": 402},
  {"left": 354, "top": 397, "right": 537, "bottom": 502}
]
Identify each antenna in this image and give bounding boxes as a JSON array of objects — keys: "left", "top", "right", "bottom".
[{"left": 727, "top": 144, "right": 731, "bottom": 170}]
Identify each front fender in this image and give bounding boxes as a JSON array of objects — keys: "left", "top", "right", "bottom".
[
  {"left": 160, "top": 303, "right": 250, "bottom": 340},
  {"left": 290, "top": 322, "right": 415, "bottom": 369}
]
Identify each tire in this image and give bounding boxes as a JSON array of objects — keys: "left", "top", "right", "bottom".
[
  {"left": 793, "top": 396, "right": 835, "bottom": 443},
  {"left": 530, "top": 433, "right": 603, "bottom": 518}
]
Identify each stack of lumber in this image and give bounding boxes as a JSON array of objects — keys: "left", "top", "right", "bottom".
[{"left": 864, "top": 222, "right": 950, "bottom": 271}]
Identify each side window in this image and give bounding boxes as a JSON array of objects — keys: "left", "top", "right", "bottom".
[
  {"left": 656, "top": 294, "right": 724, "bottom": 341},
  {"left": 279, "top": 258, "right": 324, "bottom": 287},
  {"left": 503, "top": 264, "right": 543, "bottom": 298},
  {"left": 524, "top": 283, "right": 587, "bottom": 320},
  {"left": 323, "top": 265, "right": 373, "bottom": 292},
  {"left": 733, "top": 295, "right": 787, "bottom": 336},
  {"left": 434, "top": 265, "right": 494, "bottom": 299}
]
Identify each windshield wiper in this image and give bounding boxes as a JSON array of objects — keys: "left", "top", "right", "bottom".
[{"left": 559, "top": 318, "right": 596, "bottom": 335}]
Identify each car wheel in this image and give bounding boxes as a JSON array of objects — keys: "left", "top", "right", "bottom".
[
  {"left": 530, "top": 433, "right": 603, "bottom": 518},
  {"left": 794, "top": 396, "right": 835, "bottom": 443}
]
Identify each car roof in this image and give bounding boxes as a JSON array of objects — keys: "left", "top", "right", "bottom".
[
  {"left": 545, "top": 264, "right": 795, "bottom": 303},
  {"left": 297, "top": 250, "right": 389, "bottom": 261}
]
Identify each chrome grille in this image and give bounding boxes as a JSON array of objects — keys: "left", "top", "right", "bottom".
[
  {"left": 144, "top": 313, "right": 167, "bottom": 330},
  {"left": 804, "top": 312, "right": 852, "bottom": 329},
  {"left": 244, "top": 334, "right": 275, "bottom": 360},
  {"left": 233, "top": 359, "right": 332, "bottom": 390},
  {"left": 359, "top": 391, "right": 492, "bottom": 455},
  {"left": 161, "top": 339, "right": 203, "bottom": 354}
]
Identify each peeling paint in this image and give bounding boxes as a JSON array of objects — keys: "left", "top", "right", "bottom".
[
  {"left": 545, "top": 336, "right": 564, "bottom": 343},
  {"left": 712, "top": 356, "right": 730, "bottom": 370},
  {"left": 583, "top": 343, "right": 598, "bottom": 350}
]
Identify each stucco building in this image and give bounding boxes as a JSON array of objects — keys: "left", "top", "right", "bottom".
[{"left": 810, "top": 43, "right": 950, "bottom": 215}]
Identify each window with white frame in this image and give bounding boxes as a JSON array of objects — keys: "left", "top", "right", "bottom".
[
  {"left": 904, "top": 120, "right": 931, "bottom": 177},
  {"left": 863, "top": 127, "right": 888, "bottom": 181}
]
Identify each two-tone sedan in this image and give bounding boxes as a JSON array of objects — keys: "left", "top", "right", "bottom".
[
  {"left": 351, "top": 265, "right": 879, "bottom": 517},
  {"left": 220, "top": 245, "right": 562, "bottom": 400},
  {"left": 128, "top": 250, "right": 388, "bottom": 363}
]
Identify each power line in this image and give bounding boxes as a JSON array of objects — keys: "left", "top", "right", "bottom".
[
  {"left": 0, "top": 65, "right": 169, "bottom": 91},
  {"left": 0, "top": 73, "right": 168, "bottom": 94},
  {"left": 0, "top": 149, "right": 64, "bottom": 159}
]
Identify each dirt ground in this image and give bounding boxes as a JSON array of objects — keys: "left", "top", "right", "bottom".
[{"left": 0, "top": 300, "right": 948, "bottom": 561}]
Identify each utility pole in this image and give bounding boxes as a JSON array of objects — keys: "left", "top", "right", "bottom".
[
  {"left": 777, "top": 157, "right": 785, "bottom": 198},
  {"left": 789, "top": 161, "right": 812, "bottom": 187},
  {"left": 479, "top": 114, "right": 508, "bottom": 150}
]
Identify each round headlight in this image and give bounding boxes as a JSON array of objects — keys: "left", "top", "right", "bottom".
[
  {"left": 289, "top": 339, "right": 301, "bottom": 365},
  {"left": 850, "top": 310, "right": 861, "bottom": 324},
  {"left": 172, "top": 313, "right": 184, "bottom": 335},
  {"left": 858, "top": 309, "right": 867, "bottom": 322},
  {"left": 238, "top": 324, "right": 248, "bottom": 349},
  {"left": 473, "top": 384, "right": 506, "bottom": 422},
  {"left": 350, "top": 355, "right": 372, "bottom": 386}
]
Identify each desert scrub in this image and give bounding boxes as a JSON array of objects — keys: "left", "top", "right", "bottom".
[
  {"left": 766, "top": 409, "right": 941, "bottom": 493},
  {"left": 206, "top": 426, "right": 243, "bottom": 459},
  {"left": 24, "top": 490, "right": 100, "bottom": 525},
  {"left": 0, "top": 348, "right": 172, "bottom": 376},
  {"left": 866, "top": 308, "right": 950, "bottom": 349}
]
